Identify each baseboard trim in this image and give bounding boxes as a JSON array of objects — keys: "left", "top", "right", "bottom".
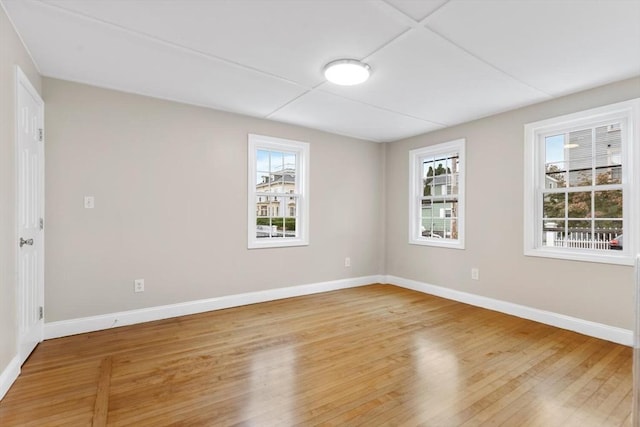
[
  {"left": 387, "top": 275, "right": 633, "bottom": 346},
  {"left": 0, "top": 356, "right": 20, "bottom": 401},
  {"left": 45, "top": 275, "right": 384, "bottom": 340}
]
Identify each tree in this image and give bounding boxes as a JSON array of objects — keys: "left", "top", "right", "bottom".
[
  {"left": 544, "top": 165, "right": 623, "bottom": 230},
  {"left": 423, "top": 163, "right": 451, "bottom": 196}
]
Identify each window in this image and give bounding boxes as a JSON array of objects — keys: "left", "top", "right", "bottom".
[
  {"left": 409, "top": 139, "right": 465, "bottom": 248},
  {"left": 524, "top": 99, "right": 639, "bottom": 265},
  {"left": 248, "top": 134, "right": 309, "bottom": 249}
]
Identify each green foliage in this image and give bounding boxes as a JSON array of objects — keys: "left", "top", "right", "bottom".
[
  {"left": 256, "top": 217, "right": 296, "bottom": 231},
  {"left": 423, "top": 163, "right": 451, "bottom": 196},
  {"left": 543, "top": 167, "right": 623, "bottom": 229}
]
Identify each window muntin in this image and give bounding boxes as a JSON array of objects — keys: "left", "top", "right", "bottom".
[
  {"left": 541, "top": 123, "right": 624, "bottom": 251},
  {"left": 248, "top": 134, "right": 309, "bottom": 249},
  {"left": 409, "top": 139, "right": 465, "bottom": 248},
  {"left": 524, "top": 99, "right": 639, "bottom": 265}
]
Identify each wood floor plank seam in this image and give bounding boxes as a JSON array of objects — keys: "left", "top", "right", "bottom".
[
  {"left": 0, "top": 284, "right": 631, "bottom": 426},
  {"left": 92, "top": 356, "right": 113, "bottom": 427}
]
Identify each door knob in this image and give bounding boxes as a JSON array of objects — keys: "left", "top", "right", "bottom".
[{"left": 19, "top": 238, "right": 34, "bottom": 247}]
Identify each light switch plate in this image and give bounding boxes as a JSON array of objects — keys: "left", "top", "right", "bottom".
[{"left": 84, "top": 196, "right": 95, "bottom": 209}]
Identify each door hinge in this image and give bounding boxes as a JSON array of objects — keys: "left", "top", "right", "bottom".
[
  {"left": 38, "top": 128, "right": 43, "bottom": 142},
  {"left": 39, "top": 306, "right": 43, "bottom": 320},
  {"left": 39, "top": 218, "right": 44, "bottom": 230}
]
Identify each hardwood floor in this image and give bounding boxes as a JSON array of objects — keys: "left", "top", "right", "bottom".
[{"left": 0, "top": 284, "right": 632, "bottom": 426}]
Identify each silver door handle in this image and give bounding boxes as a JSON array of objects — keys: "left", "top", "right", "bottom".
[{"left": 19, "top": 238, "right": 34, "bottom": 247}]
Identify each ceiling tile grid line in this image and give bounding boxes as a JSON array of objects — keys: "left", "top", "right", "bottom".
[
  {"left": 3, "top": 0, "right": 638, "bottom": 142},
  {"left": 421, "top": 24, "right": 553, "bottom": 98},
  {"left": 31, "top": 0, "right": 312, "bottom": 92},
  {"left": 28, "top": 0, "right": 447, "bottom": 131},
  {"left": 314, "top": 89, "right": 449, "bottom": 128},
  {"left": 36, "top": 0, "right": 551, "bottom": 125}
]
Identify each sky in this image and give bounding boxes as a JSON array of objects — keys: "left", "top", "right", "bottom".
[{"left": 545, "top": 134, "right": 565, "bottom": 165}]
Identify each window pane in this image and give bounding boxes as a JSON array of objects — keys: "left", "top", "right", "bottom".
[
  {"left": 286, "top": 197, "right": 297, "bottom": 218},
  {"left": 282, "top": 217, "right": 296, "bottom": 238},
  {"left": 567, "top": 158, "right": 592, "bottom": 186},
  {"left": 256, "top": 196, "right": 269, "bottom": 218},
  {"left": 545, "top": 134, "right": 565, "bottom": 164},
  {"left": 594, "top": 123, "right": 622, "bottom": 186},
  {"left": 256, "top": 217, "right": 274, "bottom": 238},
  {"left": 566, "top": 129, "right": 592, "bottom": 187},
  {"left": 568, "top": 219, "right": 591, "bottom": 231},
  {"left": 422, "top": 158, "right": 435, "bottom": 196},
  {"left": 542, "top": 219, "right": 563, "bottom": 247},
  {"left": 283, "top": 152, "right": 296, "bottom": 188},
  {"left": 256, "top": 172, "right": 270, "bottom": 192},
  {"left": 594, "top": 190, "right": 622, "bottom": 219},
  {"left": 595, "top": 220, "right": 622, "bottom": 250},
  {"left": 567, "top": 191, "right": 591, "bottom": 218},
  {"left": 595, "top": 162, "right": 622, "bottom": 185},
  {"left": 450, "top": 173, "right": 459, "bottom": 194},
  {"left": 257, "top": 150, "right": 270, "bottom": 173},
  {"left": 421, "top": 199, "right": 432, "bottom": 236},
  {"left": 545, "top": 162, "right": 566, "bottom": 188},
  {"left": 270, "top": 151, "right": 284, "bottom": 173},
  {"left": 543, "top": 193, "right": 565, "bottom": 218}
]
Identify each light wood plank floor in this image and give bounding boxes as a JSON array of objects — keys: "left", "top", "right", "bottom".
[{"left": 0, "top": 284, "right": 632, "bottom": 426}]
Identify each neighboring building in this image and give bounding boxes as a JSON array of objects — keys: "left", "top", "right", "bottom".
[
  {"left": 421, "top": 170, "right": 459, "bottom": 238},
  {"left": 564, "top": 124, "right": 621, "bottom": 185},
  {"left": 255, "top": 168, "right": 297, "bottom": 223}
]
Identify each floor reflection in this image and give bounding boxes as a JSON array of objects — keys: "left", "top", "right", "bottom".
[
  {"left": 247, "top": 345, "right": 297, "bottom": 425},
  {"left": 411, "top": 335, "right": 460, "bottom": 419}
]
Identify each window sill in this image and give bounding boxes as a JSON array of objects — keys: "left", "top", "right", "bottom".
[
  {"left": 248, "top": 238, "right": 309, "bottom": 249},
  {"left": 409, "top": 238, "right": 465, "bottom": 250},
  {"left": 524, "top": 247, "right": 634, "bottom": 266}
]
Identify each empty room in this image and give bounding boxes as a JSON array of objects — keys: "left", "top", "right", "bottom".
[{"left": 1, "top": 0, "right": 640, "bottom": 425}]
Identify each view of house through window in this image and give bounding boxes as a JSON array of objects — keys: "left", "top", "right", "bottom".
[
  {"left": 248, "top": 134, "right": 309, "bottom": 249},
  {"left": 409, "top": 139, "right": 465, "bottom": 249},
  {"left": 255, "top": 149, "right": 298, "bottom": 239},
  {"left": 421, "top": 153, "right": 460, "bottom": 239},
  {"left": 524, "top": 98, "right": 639, "bottom": 265},
  {"left": 543, "top": 123, "right": 623, "bottom": 251}
]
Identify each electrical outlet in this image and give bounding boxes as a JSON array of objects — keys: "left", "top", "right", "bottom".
[
  {"left": 345, "top": 257, "right": 351, "bottom": 267},
  {"left": 471, "top": 268, "right": 479, "bottom": 281},
  {"left": 134, "top": 279, "right": 144, "bottom": 293}
]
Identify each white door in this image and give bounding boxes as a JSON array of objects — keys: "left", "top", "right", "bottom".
[{"left": 16, "top": 66, "right": 44, "bottom": 364}]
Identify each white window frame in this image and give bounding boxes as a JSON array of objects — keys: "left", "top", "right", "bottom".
[
  {"left": 248, "top": 134, "right": 309, "bottom": 249},
  {"left": 409, "top": 139, "right": 466, "bottom": 249},
  {"left": 524, "top": 99, "right": 640, "bottom": 265}
]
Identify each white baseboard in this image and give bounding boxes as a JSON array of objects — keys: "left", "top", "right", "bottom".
[
  {"left": 387, "top": 275, "right": 633, "bottom": 346},
  {"left": 45, "top": 275, "right": 384, "bottom": 340},
  {"left": 0, "top": 356, "right": 20, "bottom": 401}
]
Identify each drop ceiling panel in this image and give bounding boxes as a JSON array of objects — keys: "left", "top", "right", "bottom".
[
  {"left": 384, "top": 0, "right": 449, "bottom": 21},
  {"left": 2, "top": 0, "right": 638, "bottom": 143},
  {"left": 324, "top": 30, "right": 550, "bottom": 126},
  {"left": 39, "top": 0, "right": 410, "bottom": 87},
  {"left": 270, "top": 91, "right": 443, "bottom": 143},
  {"left": 4, "top": 0, "right": 307, "bottom": 117},
  {"left": 425, "top": 0, "right": 640, "bottom": 95}
]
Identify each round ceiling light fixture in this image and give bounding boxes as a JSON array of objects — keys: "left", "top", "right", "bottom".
[{"left": 323, "top": 59, "right": 371, "bottom": 86}]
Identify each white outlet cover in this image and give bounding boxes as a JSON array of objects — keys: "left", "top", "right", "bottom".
[{"left": 84, "top": 196, "right": 95, "bottom": 209}]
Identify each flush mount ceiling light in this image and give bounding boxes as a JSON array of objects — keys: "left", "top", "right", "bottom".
[{"left": 323, "top": 59, "right": 371, "bottom": 86}]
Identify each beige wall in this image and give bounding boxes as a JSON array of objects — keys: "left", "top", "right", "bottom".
[
  {"left": 385, "top": 76, "right": 640, "bottom": 330},
  {"left": 0, "top": 6, "right": 41, "bottom": 376},
  {"left": 43, "top": 78, "right": 385, "bottom": 321}
]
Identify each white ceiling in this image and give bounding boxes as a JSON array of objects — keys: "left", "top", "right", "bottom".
[{"left": 3, "top": 0, "right": 639, "bottom": 142}]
